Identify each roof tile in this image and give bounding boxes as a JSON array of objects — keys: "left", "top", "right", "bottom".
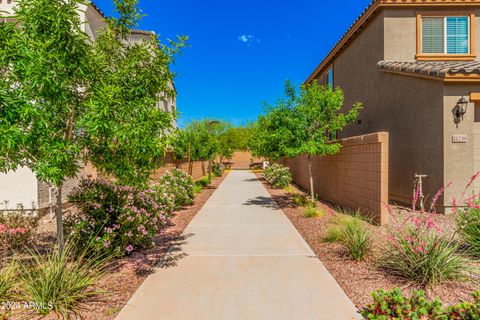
[{"left": 377, "top": 60, "right": 480, "bottom": 78}]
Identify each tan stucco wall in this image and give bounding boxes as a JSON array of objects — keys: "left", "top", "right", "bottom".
[
  {"left": 85, "top": 4, "right": 107, "bottom": 41},
  {"left": 227, "top": 151, "right": 263, "bottom": 170},
  {"left": 443, "top": 84, "right": 480, "bottom": 209},
  {"left": 316, "top": 9, "right": 446, "bottom": 206},
  {"left": 283, "top": 132, "right": 389, "bottom": 225},
  {"left": 384, "top": 8, "right": 480, "bottom": 61}
]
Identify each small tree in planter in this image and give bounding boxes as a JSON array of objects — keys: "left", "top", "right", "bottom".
[
  {"left": 251, "top": 81, "right": 362, "bottom": 204},
  {"left": 287, "top": 82, "right": 362, "bottom": 204},
  {"left": 0, "top": 0, "right": 186, "bottom": 252}
]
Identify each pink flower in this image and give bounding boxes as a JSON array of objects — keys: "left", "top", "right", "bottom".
[
  {"left": 9, "top": 228, "right": 28, "bottom": 235},
  {"left": 0, "top": 224, "right": 7, "bottom": 234},
  {"left": 412, "top": 188, "right": 420, "bottom": 211},
  {"left": 429, "top": 182, "right": 452, "bottom": 213},
  {"left": 125, "top": 245, "right": 134, "bottom": 253},
  {"left": 103, "top": 239, "right": 111, "bottom": 248}
]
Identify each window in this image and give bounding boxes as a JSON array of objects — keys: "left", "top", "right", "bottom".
[
  {"left": 418, "top": 14, "right": 474, "bottom": 59},
  {"left": 325, "top": 67, "right": 333, "bottom": 87}
]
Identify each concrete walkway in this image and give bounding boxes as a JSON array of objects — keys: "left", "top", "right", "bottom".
[{"left": 116, "top": 171, "right": 361, "bottom": 320}]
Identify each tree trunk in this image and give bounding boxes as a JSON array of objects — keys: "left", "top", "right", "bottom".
[
  {"left": 55, "top": 183, "right": 65, "bottom": 253},
  {"left": 308, "top": 156, "right": 315, "bottom": 205}
]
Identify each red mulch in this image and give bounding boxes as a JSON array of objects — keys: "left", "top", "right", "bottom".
[
  {"left": 82, "top": 173, "right": 229, "bottom": 320},
  {"left": 255, "top": 173, "right": 479, "bottom": 310},
  {"left": 9, "top": 173, "right": 228, "bottom": 320}
]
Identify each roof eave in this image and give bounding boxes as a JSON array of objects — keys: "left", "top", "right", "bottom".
[
  {"left": 379, "top": 69, "right": 480, "bottom": 83},
  {"left": 306, "top": 0, "right": 480, "bottom": 83}
]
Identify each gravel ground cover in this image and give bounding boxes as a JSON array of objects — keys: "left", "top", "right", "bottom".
[
  {"left": 255, "top": 172, "right": 479, "bottom": 309},
  {"left": 6, "top": 173, "right": 228, "bottom": 320}
]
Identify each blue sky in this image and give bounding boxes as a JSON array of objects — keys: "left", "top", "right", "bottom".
[{"left": 94, "top": 0, "right": 372, "bottom": 127}]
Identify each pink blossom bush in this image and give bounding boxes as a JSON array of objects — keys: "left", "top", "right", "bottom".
[
  {"left": 0, "top": 210, "right": 38, "bottom": 250},
  {"left": 67, "top": 179, "right": 170, "bottom": 256},
  {"left": 382, "top": 181, "right": 473, "bottom": 288},
  {"left": 155, "top": 169, "right": 194, "bottom": 210}
]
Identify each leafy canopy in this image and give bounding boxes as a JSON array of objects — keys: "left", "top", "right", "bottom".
[
  {"left": 250, "top": 80, "right": 362, "bottom": 160},
  {"left": 0, "top": 0, "right": 187, "bottom": 187}
]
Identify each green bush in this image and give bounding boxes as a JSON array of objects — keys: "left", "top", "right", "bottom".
[
  {"left": 381, "top": 225, "right": 471, "bottom": 288},
  {"left": 303, "top": 207, "right": 325, "bottom": 218},
  {"left": 458, "top": 206, "right": 480, "bottom": 258},
  {"left": 196, "top": 176, "right": 211, "bottom": 188},
  {"left": 211, "top": 162, "right": 223, "bottom": 177},
  {"left": 193, "top": 176, "right": 212, "bottom": 194},
  {"left": 293, "top": 194, "right": 309, "bottom": 207},
  {"left": 20, "top": 242, "right": 112, "bottom": 317},
  {"left": 322, "top": 215, "right": 372, "bottom": 261},
  {"left": 264, "top": 164, "right": 292, "bottom": 189},
  {"left": 67, "top": 179, "right": 170, "bottom": 256},
  {"left": 444, "top": 291, "right": 480, "bottom": 319},
  {"left": 157, "top": 169, "right": 195, "bottom": 210},
  {"left": 360, "top": 288, "right": 444, "bottom": 319},
  {"left": 342, "top": 221, "right": 372, "bottom": 261},
  {"left": 322, "top": 214, "right": 363, "bottom": 243},
  {"left": 360, "top": 288, "right": 480, "bottom": 320}
]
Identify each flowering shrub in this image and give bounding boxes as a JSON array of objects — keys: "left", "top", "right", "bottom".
[
  {"left": 0, "top": 210, "right": 39, "bottom": 250},
  {"left": 156, "top": 169, "right": 194, "bottom": 210},
  {"left": 381, "top": 220, "right": 470, "bottom": 288},
  {"left": 67, "top": 179, "right": 169, "bottom": 256},
  {"left": 211, "top": 162, "right": 223, "bottom": 177},
  {"left": 382, "top": 176, "right": 475, "bottom": 288},
  {"left": 264, "top": 164, "right": 292, "bottom": 189},
  {"left": 360, "top": 288, "right": 480, "bottom": 320}
]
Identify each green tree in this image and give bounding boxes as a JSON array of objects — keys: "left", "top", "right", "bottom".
[
  {"left": 0, "top": 0, "right": 186, "bottom": 251},
  {"left": 250, "top": 82, "right": 303, "bottom": 160},
  {"left": 290, "top": 82, "right": 362, "bottom": 203},
  {"left": 252, "top": 81, "right": 362, "bottom": 204}
]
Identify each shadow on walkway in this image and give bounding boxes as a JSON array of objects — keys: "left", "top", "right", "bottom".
[{"left": 243, "top": 196, "right": 280, "bottom": 209}]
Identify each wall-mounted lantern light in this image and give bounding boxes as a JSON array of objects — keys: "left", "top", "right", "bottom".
[{"left": 454, "top": 96, "right": 469, "bottom": 120}]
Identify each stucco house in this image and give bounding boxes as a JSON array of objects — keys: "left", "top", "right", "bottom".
[
  {"left": 0, "top": 1, "right": 177, "bottom": 211},
  {"left": 307, "top": 0, "right": 480, "bottom": 211}
]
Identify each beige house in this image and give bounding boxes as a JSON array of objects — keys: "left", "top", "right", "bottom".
[
  {"left": 0, "top": 1, "right": 176, "bottom": 210},
  {"left": 308, "top": 0, "right": 480, "bottom": 211}
]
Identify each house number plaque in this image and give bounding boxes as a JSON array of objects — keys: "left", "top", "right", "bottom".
[{"left": 452, "top": 135, "right": 468, "bottom": 143}]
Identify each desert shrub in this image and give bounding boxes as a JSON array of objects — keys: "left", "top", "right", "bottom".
[
  {"left": 322, "top": 214, "right": 372, "bottom": 260},
  {"left": 20, "top": 241, "right": 112, "bottom": 317},
  {"left": 457, "top": 206, "right": 480, "bottom": 258},
  {"left": 67, "top": 179, "right": 169, "bottom": 256},
  {"left": 322, "top": 214, "right": 363, "bottom": 243},
  {"left": 211, "top": 162, "right": 223, "bottom": 177},
  {"left": 360, "top": 288, "right": 444, "bottom": 319},
  {"left": 264, "top": 164, "right": 292, "bottom": 189},
  {"left": 293, "top": 194, "right": 309, "bottom": 207},
  {"left": 444, "top": 291, "right": 480, "bottom": 319},
  {"left": 381, "top": 220, "right": 471, "bottom": 288},
  {"left": 0, "top": 210, "right": 39, "bottom": 250},
  {"left": 342, "top": 221, "right": 372, "bottom": 261},
  {"left": 197, "top": 176, "right": 211, "bottom": 187},
  {"left": 303, "top": 207, "right": 325, "bottom": 218},
  {"left": 360, "top": 288, "right": 480, "bottom": 320},
  {"left": 157, "top": 169, "right": 195, "bottom": 210},
  {"left": 0, "top": 259, "right": 18, "bottom": 301}
]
